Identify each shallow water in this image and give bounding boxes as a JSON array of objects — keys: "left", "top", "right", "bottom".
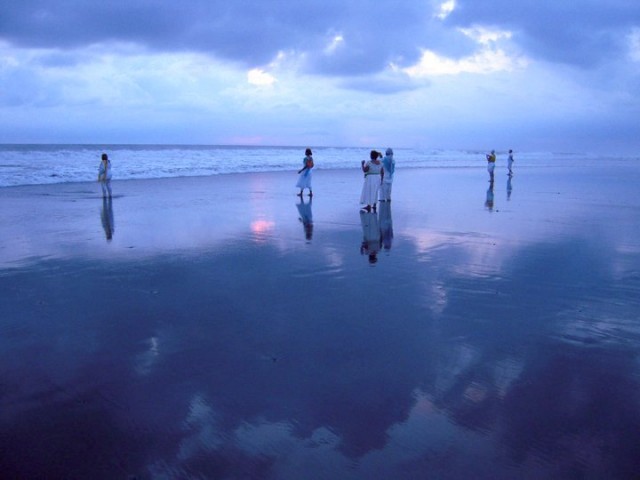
[{"left": 1, "top": 166, "right": 639, "bottom": 479}]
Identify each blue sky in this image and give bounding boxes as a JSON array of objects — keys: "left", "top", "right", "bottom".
[{"left": 1, "top": 0, "right": 639, "bottom": 153}]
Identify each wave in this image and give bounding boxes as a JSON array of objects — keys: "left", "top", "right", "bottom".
[{"left": 0, "top": 144, "right": 634, "bottom": 188}]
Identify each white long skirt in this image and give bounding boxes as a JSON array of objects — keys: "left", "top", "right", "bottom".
[
  {"left": 360, "top": 174, "right": 380, "bottom": 205},
  {"left": 296, "top": 170, "right": 312, "bottom": 189}
]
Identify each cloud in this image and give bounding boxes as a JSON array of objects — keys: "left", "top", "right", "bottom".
[
  {"left": 404, "top": 26, "right": 528, "bottom": 77},
  {"left": 247, "top": 68, "right": 276, "bottom": 86},
  {"left": 0, "top": 1, "right": 639, "bottom": 150},
  {"left": 0, "top": 1, "right": 480, "bottom": 78},
  {"left": 445, "top": 0, "right": 640, "bottom": 67},
  {"left": 3, "top": 0, "right": 638, "bottom": 77}
]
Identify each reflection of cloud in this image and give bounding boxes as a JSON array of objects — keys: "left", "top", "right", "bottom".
[
  {"left": 321, "top": 247, "right": 345, "bottom": 269},
  {"left": 403, "top": 228, "right": 509, "bottom": 277},
  {"left": 177, "top": 394, "right": 224, "bottom": 460},
  {"left": 403, "top": 229, "right": 462, "bottom": 254},
  {"left": 430, "top": 281, "right": 448, "bottom": 315},
  {"left": 134, "top": 335, "right": 160, "bottom": 376},
  {"left": 235, "top": 420, "right": 297, "bottom": 455}
]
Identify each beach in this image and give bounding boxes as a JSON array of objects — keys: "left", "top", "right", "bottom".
[{"left": 1, "top": 164, "right": 640, "bottom": 479}]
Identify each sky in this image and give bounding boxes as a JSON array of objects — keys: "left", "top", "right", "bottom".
[{"left": 1, "top": 0, "right": 639, "bottom": 153}]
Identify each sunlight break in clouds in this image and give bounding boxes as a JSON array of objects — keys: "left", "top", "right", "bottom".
[
  {"left": 435, "top": 0, "right": 456, "bottom": 20},
  {"left": 247, "top": 68, "right": 276, "bottom": 86},
  {"left": 324, "top": 33, "right": 345, "bottom": 55},
  {"left": 404, "top": 26, "right": 526, "bottom": 77}
]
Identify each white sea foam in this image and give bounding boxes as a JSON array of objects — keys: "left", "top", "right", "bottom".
[{"left": 0, "top": 144, "right": 629, "bottom": 188}]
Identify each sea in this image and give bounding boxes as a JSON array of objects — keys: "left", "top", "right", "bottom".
[{"left": 0, "top": 144, "right": 635, "bottom": 188}]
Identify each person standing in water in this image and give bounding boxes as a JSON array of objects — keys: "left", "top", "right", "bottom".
[
  {"left": 360, "top": 150, "right": 383, "bottom": 212},
  {"left": 296, "top": 148, "right": 314, "bottom": 197},
  {"left": 507, "top": 149, "right": 514, "bottom": 176},
  {"left": 486, "top": 149, "right": 496, "bottom": 182},
  {"left": 379, "top": 148, "right": 395, "bottom": 202},
  {"left": 98, "top": 153, "right": 112, "bottom": 198}
]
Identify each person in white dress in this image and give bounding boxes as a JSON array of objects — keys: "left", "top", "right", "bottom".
[
  {"left": 360, "top": 150, "right": 383, "bottom": 212},
  {"left": 296, "top": 148, "right": 314, "bottom": 197}
]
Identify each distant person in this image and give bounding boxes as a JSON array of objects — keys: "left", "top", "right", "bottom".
[
  {"left": 507, "top": 149, "right": 514, "bottom": 176},
  {"left": 296, "top": 196, "right": 313, "bottom": 241},
  {"left": 101, "top": 196, "right": 115, "bottom": 241},
  {"left": 296, "top": 148, "right": 314, "bottom": 197},
  {"left": 380, "top": 148, "right": 395, "bottom": 202},
  {"left": 360, "top": 210, "right": 381, "bottom": 264},
  {"left": 486, "top": 149, "right": 496, "bottom": 182},
  {"left": 360, "top": 150, "right": 383, "bottom": 212},
  {"left": 98, "top": 153, "right": 112, "bottom": 197}
]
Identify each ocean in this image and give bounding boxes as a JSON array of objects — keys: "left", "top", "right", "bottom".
[{"left": 0, "top": 144, "right": 633, "bottom": 188}]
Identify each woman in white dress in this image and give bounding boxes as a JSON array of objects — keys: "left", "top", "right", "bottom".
[
  {"left": 360, "top": 150, "right": 383, "bottom": 212},
  {"left": 296, "top": 148, "right": 314, "bottom": 197}
]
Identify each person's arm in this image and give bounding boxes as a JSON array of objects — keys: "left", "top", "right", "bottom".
[
  {"left": 361, "top": 160, "right": 369, "bottom": 173},
  {"left": 380, "top": 168, "right": 384, "bottom": 183}
]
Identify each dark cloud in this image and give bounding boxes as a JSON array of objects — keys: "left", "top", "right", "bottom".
[
  {"left": 447, "top": 0, "right": 640, "bottom": 67},
  {"left": 1, "top": 0, "right": 638, "bottom": 82},
  {"left": 0, "top": 0, "right": 475, "bottom": 76}
]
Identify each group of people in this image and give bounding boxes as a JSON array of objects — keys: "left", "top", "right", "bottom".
[
  {"left": 359, "top": 148, "right": 395, "bottom": 212},
  {"left": 295, "top": 147, "right": 396, "bottom": 212},
  {"left": 486, "top": 149, "right": 515, "bottom": 182}
]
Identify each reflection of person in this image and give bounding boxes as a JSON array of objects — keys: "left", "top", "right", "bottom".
[
  {"left": 360, "top": 150, "right": 383, "bottom": 212},
  {"left": 507, "top": 175, "right": 513, "bottom": 201},
  {"left": 296, "top": 196, "right": 313, "bottom": 241},
  {"left": 485, "top": 149, "right": 496, "bottom": 182},
  {"left": 98, "top": 153, "right": 112, "bottom": 197},
  {"left": 379, "top": 200, "right": 393, "bottom": 251},
  {"left": 380, "top": 148, "right": 395, "bottom": 202},
  {"left": 296, "top": 148, "right": 314, "bottom": 197},
  {"left": 101, "top": 196, "right": 115, "bottom": 241},
  {"left": 507, "top": 149, "right": 514, "bottom": 176},
  {"left": 360, "top": 210, "right": 381, "bottom": 264},
  {"left": 485, "top": 182, "right": 495, "bottom": 211}
]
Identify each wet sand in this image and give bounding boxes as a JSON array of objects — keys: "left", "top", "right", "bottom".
[{"left": 1, "top": 164, "right": 640, "bottom": 479}]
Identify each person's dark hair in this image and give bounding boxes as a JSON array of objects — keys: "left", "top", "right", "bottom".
[
  {"left": 370, "top": 150, "right": 378, "bottom": 160},
  {"left": 305, "top": 148, "right": 312, "bottom": 156},
  {"left": 101, "top": 153, "right": 108, "bottom": 161}
]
